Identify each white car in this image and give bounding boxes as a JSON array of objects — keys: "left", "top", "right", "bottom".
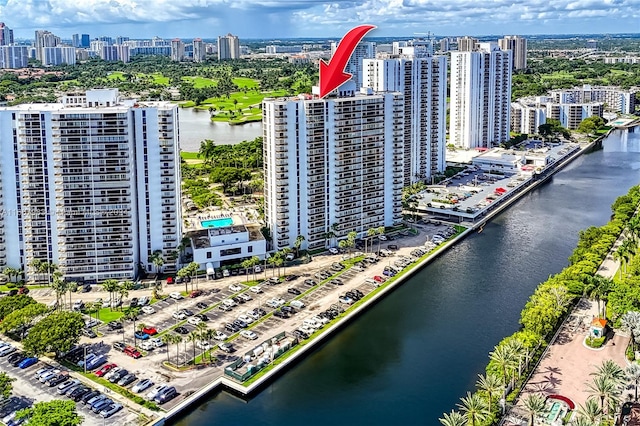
[
  {"left": 254, "top": 265, "right": 262, "bottom": 273},
  {"left": 72, "top": 300, "right": 84, "bottom": 311},
  {"left": 187, "top": 316, "right": 202, "bottom": 326},
  {"left": 104, "top": 367, "right": 121, "bottom": 381},
  {"left": 169, "top": 292, "right": 183, "bottom": 300},
  {"left": 146, "top": 385, "right": 168, "bottom": 401},
  {"left": 223, "top": 299, "right": 237, "bottom": 307},
  {"left": 213, "top": 331, "right": 228, "bottom": 341},
  {"left": 237, "top": 314, "right": 254, "bottom": 325},
  {"left": 238, "top": 293, "right": 252, "bottom": 302},
  {"left": 249, "top": 286, "right": 263, "bottom": 294},
  {"left": 229, "top": 284, "right": 242, "bottom": 292},
  {"left": 138, "top": 296, "right": 151, "bottom": 306},
  {"left": 0, "top": 345, "right": 15, "bottom": 356},
  {"left": 172, "top": 311, "right": 186, "bottom": 320},
  {"left": 328, "top": 247, "right": 339, "bottom": 254},
  {"left": 240, "top": 330, "right": 258, "bottom": 340},
  {"left": 139, "top": 340, "right": 155, "bottom": 351},
  {"left": 151, "top": 338, "right": 165, "bottom": 347},
  {"left": 141, "top": 306, "right": 156, "bottom": 315},
  {"left": 196, "top": 340, "right": 211, "bottom": 350},
  {"left": 285, "top": 253, "right": 295, "bottom": 261},
  {"left": 290, "top": 300, "right": 305, "bottom": 309},
  {"left": 131, "top": 378, "right": 154, "bottom": 393}
]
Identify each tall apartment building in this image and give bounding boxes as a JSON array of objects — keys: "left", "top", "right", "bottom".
[
  {"left": 457, "top": 36, "right": 479, "bottom": 52},
  {"left": 330, "top": 41, "right": 375, "bottom": 91},
  {"left": 0, "top": 89, "right": 181, "bottom": 283},
  {"left": 218, "top": 33, "right": 240, "bottom": 60},
  {"left": 42, "top": 46, "right": 76, "bottom": 66},
  {"left": 0, "top": 45, "right": 28, "bottom": 69},
  {"left": 263, "top": 91, "right": 404, "bottom": 251},
  {"left": 498, "top": 35, "right": 527, "bottom": 70},
  {"left": 439, "top": 38, "right": 450, "bottom": 53},
  {"left": 449, "top": 42, "right": 512, "bottom": 149},
  {"left": 193, "top": 38, "right": 205, "bottom": 62},
  {"left": 550, "top": 85, "right": 636, "bottom": 114},
  {"left": 363, "top": 55, "right": 447, "bottom": 184},
  {"left": 100, "top": 45, "right": 130, "bottom": 63},
  {"left": 170, "top": 39, "right": 185, "bottom": 62},
  {"left": 34, "top": 30, "right": 61, "bottom": 62},
  {"left": 0, "top": 23, "right": 14, "bottom": 46}
]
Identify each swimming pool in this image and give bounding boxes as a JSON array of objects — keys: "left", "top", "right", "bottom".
[{"left": 201, "top": 217, "right": 233, "bottom": 228}]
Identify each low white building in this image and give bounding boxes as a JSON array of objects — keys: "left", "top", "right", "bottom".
[
  {"left": 189, "top": 223, "right": 266, "bottom": 270},
  {"left": 472, "top": 148, "right": 550, "bottom": 173}
]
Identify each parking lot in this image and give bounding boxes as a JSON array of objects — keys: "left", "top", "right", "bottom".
[
  {"left": 0, "top": 350, "right": 136, "bottom": 425},
  {"left": 22, "top": 223, "right": 462, "bottom": 412}
]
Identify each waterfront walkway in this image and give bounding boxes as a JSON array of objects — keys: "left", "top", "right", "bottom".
[{"left": 505, "top": 227, "right": 630, "bottom": 424}]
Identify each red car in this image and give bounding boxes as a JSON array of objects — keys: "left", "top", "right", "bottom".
[
  {"left": 166, "top": 277, "right": 174, "bottom": 285},
  {"left": 124, "top": 346, "right": 142, "bottom": 359},
  {"left": 95, "top": 363, "right": 116, "bottom": 377},
  {"left": 141, "top": 327, "right": 157, "bottom": 336},
  {"left": 189, "top": 290, "right": 202, "bottom": 298},
  {"left": 373, "top": 275, "right": 386, "bottom": 283}
]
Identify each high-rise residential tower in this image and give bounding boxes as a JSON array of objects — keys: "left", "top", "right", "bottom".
[
  {"left": 34, "top": 30, "right": 61, "bottom": 62},
  {"left": 0, "top": 89, "right": 181, "bottom": 283},
  {"left": 449, "top": 42, "right": 512, "bottom": 149},
  {"left": 193, "top": 38, "right": 205, "bottom": 62},
  {"left": 363, "top": 55, "right": 447, "bottom": 184},
  {"left": 263, "top": 91, "right": 404, "bottom": 251},
  {"left": 499, "top": 35, "right": 527, "bottom": 70},
  {"left": 457, "top": 36, "right": 479, "bottom": 52},
  {"left": 0, "top": 23, "right": 13, "bottom": 46},
  {"left": 330, "top": 41, "right": 375, "bottom": 91},
  {"left": 170, "top": 38, "right": 184, "bottom": 62},
  {"left": 218, "top": 33, "right": 240, "bottom": 60},
  {"left": 0, "top": 46, "right": 28, "bottom": 69}
]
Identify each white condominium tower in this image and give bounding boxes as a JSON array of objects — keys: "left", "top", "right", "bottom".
[
  {"left": 363, "top": 55, "right": 447, "bottom": 185},
  {"left": 499, "top": 35, "right": 527, "bottom": 70},
  {"left": 0, "top": 89, "right": 181, "bottom": 283},
  {"left": 449, "top": 42, "right": 512, "bottom": 149},
  {"left": 330, "top": 41, "right": 375, "bottom": 92},
  {"left": 218, "top": 33, "right": 240, "bottom": 60},
  {"left": 263, "top": 91, "right": 404, "bottom": 251}
]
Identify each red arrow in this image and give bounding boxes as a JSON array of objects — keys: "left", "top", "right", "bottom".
[{"left": 319, "top": 24, "right": 376, "bottom": 98}]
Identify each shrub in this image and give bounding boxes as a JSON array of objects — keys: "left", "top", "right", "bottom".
[
  {"left": 586, "top": 336, "right": 606, "bottom": 348},
  {"left": 5, "top": 283, "right": 16, "bottom": 289}
]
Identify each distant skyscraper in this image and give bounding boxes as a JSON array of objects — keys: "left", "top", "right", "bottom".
[
  {"left": 330, "top": 41, "right": 375, "bottom": 91},
  {"left": 364, "top": 55, "right": 447, "bottom": 184},
  {"left": 170, "top": 38, "right": 184, "bottom": 62},
  {"left": 263, "top": 92, "right": 404, "bottom": 251},
  {"left": 439, "top": 38, "right": 450, "bottom": 52},
  {"left": 72, "top": 34, "right": 80, "bottom": 48},
  {"left": 457, "top": 36, "right": 479, "bottom": 52},
  {"left": 499, "top": 35, "right": 527, "bottom": 70},
  {"left": 193, "top": 38, "right": 205, "bottom": 62},
  {"left": 34, "top": 30, "right": 60, "bottom": 62},
  {"left": 217, "top": 33, "right": 240, "bottom": 60},
  {"left": 115, "top": 36, "right": 129, "bottom": 45},
  {"left": 98, "top": 36, "right": 113, "bottom": 45},
  {"left": 80, "top": 34, "right": 90, "bottom": 48},
  {"left": 449, "top": 42, "right": 512, "bottom": 149},
  {"left": 0, "top": 45, "right": 28, "bottom": 68},
  {"left": 42, "top": 46, "right": 76, "bottom": 66},
  {"left": 0, "top": 23, "right": 13, "bottom": 46}
]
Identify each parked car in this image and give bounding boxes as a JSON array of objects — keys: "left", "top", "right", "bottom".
[
  {"left": 249, "top": 286, "right": 263, "bottom": 294},
  {"left": 240, "top": 330, "right": 258, "bottom": 340},
  {"left": 287, "top": 288, "right": 301, "bottom": 295},
  {"left": 92, "top": 398, "right": 114, "bottom": 413},
  {"left": 80, "top": 390, "right": 100, "bottom": 405},
  {"left": 124, "top": 346, "right": 142, "bottom": 359},
  {"left": 100, "top": 403, "right": 123, "bottom": 418},
  {"left": 132, "top": 378, "right": 154, "bottom": 393},
  {"left": 189, "top": 290, "right": 203, "bottom": 298},
  {"left": 95, "top": 364, "right": 116, "bottom": 377},
  {"left": 103, "top": 367, "right": 121, "bottom": 381},
  {"left": 108, "top": 369, "right": 128, "bottom": 383},
  {"left": 196, "top": 302, "right": 208, "bottom": 310},
  {"left": 82, "top": 328, "right": 97, "bottom": 338},
  {"left": 145, "top": 385, "right": 168, "bottom": 401},
  {"left": 107, "top": 321, "right": 123, "bottom": 331},
  {"left": 151, "top": 338, "right": 165, "bottom": 348},
  {"left": 328, "top": 248, "right": 339, "bottom": 254},
  {"left": 139, "top": 340, "right": 155, "bottom": 351},
  {"left": 72, "top": 300, "right": 84, "bottom": 311},
  {"left": 112, "top": 341, "right": 126, "bottom": 352},
  {"left": 290, "top": 300, "right": 305, "bottom": 309},
  {"left": 187, "top": 317, "right": 202, "bottom": 326},
  {"left": 134, "top": 331, "right": 150, "bottom": 340},
  {"left": 213, "top": 331, "right": 228, "bottom": 341},
  {"left": 117, "top": 373, "right": 137, "bottom": 387},
  {"left": 141, "top": 306, "right": 156, "bottom": 315},
  {"left": 169, "top": 292, "right": 183, "bottom": 300},
  {"left": 229, "top": 284, "right": 242, "bottom": 292},
  {"left": 57, "top": 379, "right": 80, "bottom": 395},
  {"left": 172, "top": 311, "right": 186, "bottom": 320},
  {"left": 138, "top": 296, "right": 151, "bottom": 306},
  {"left": 155, "top": 386, "right": 177, "bottom": 404},
  {"left": 175, "top": 327, "right": 189, "bottom": 335},
  {"left": 18, "top": 357, "right": 38, "bottom": 369},
  {"left": 218, "top": 342, "right": 234, "bottom": 353}
]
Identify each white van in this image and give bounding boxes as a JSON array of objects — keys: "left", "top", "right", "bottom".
[{"left": 290, "top": 300, "right": 305, "bottom": 309}]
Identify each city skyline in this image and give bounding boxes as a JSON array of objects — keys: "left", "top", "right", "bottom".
[{"left": 1, "top": 0, "right": 639, "bottom": 40}]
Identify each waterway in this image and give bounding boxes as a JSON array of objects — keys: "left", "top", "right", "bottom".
[
  {"left": 177, "top": 107, "right": 262, "bottom": 152},
  {"left": 177, "top": 128, "right": 640, "bottom": 426}
]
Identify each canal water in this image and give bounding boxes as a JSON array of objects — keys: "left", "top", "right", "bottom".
[
  {"left": 178, "top": 107, "right": 262, "bottom": 152},
  {"left": 177, "top": 128, "right": 640, "bottom": 425}
]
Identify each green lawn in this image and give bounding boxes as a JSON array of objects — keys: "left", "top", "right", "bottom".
[
  {"left": 187, "top": 89, "right": 286, "bottom": 124},
  {"left": 96, "top": 308, "right": 123, "bottom": 323},
  {"left": 233, "top": 77, "right": 259, "bottom": 89},
  {"left": 106, "top": 71, "right": 125, "bottom": 81},
  {"left": 182, "top": 76, "right": 217, "bottom": 88},
  {"left": 180, "top": 151, "right": 201, "bottom": 160}
]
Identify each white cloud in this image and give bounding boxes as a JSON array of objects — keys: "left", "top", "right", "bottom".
[{"left": 1, "top": 0, "right": 639, "bottom": 37}]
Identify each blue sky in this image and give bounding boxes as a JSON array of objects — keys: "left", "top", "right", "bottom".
[{"left": 1, "top": 0, "right": 639, "bottom": 40}]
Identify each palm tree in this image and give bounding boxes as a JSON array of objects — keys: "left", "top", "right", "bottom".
[
  {"left": 250, "top": 256, "right": 260, "bottom": 281},
  {"left": 203, "top": 328, "right": 215, "bottom": 363},
  {"left": 627, "top": 363, "right": 640, "bottom": 402},
  {"left": 198, "top": 139, "right": 216, "bottom": 165},
  {"left": 172, "top": 334, "right": 183, "bottom": 366},
  {"left": 522, "top": 393, "right": 546, "bottom": 426},
  {"left": 576, "top": 397, "right": 603, "bottom": 425},
  {"left": 585, "top": 275, "right": 612, "bottom": 319},
  {"left": 150, "top": 250, "right": 165, "bottom": 274},
  {"left": 456, "top": 392, "right": 489, "bottom": 426},
  {"left": 376, "top": 226, "right": 385, "bottom": 253},
  {"left": 591, "top": 360, "right": 625, "bottom": 385},
  {"left": 281, "top": 247, "right": 292, "bottom": 275},
  {"left": 366, "top": 228, "right": 377, "bottom": 254},
  {"left": 475, "top": 373, "right": 502, "bottom": 410},
  {"left": 438, "top": 410, "right": 467, "bottom": 426},
  {"left": 66, "top": 281, "right": 78, "bottom": 311},
  {"left": 124, "top": 308, "right": 140, "bottom": 346},
  {"left": 241, "top": 259, "right": 252, "bottom": 282},
  {"left": 187, "top": 332, "right": 198, "bottom": 365},
  {"left": 293, "top": 235, "right": 305, "bottom": 257},
  {"left": 2, "top": 267, "right": 18, "bottom": 284},
  {"left": 161, "top": 334, "right": 173, "bottom": 363},
  {"left": 101, "top": 279, "right": 119, "bottom": 310},
  {"left": 489, "top": 344, "right": 517, "bottom": 388},
  {"left": 51, "top": 273, "right": 67, "bottom": 310},
  {"left": 587, "top": 375, "right": 620, "bottom": 413}
]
